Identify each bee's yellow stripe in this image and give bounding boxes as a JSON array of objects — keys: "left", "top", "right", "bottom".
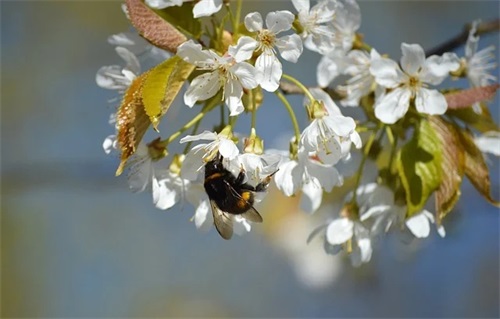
[
  {"left": 205, "top": 172, "right": 223, "bottom": 182},
  {"left": 241, "top": 191, "right": 251, "bottom": 201}
]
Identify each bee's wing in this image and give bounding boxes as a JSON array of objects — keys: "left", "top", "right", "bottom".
[
  {"left": 223, "top": 181, "right": 263, "bottom": 223},
  {"left": 210, "top": 200, "right": 233, "bottom": 240},
  {"left": 240, "top": 206, "right": 263, "bottom": 223}
]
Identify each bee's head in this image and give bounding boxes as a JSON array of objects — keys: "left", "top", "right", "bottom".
[{"left": 204, "top": 152, "right": 224, "bottom": 175}]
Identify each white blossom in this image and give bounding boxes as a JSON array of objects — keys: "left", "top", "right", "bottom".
[
  {"left": 274, "top": 147, "right": 342, "bottom": 214},
  {"left": 96, "top": 46, "right": 140, "bottom": 92},
  {"left": 237, "top": 10, "right": 303, "bottom": 92},
  {"left": 180, "top": 130, "right": 239, "bottom": 181},
  {"left": 465, "top": 20, "right": 497, "bottom": 88},
  {"left": 292, "top": 0, "right": 337, "bottom": 53},
  {"left": 405, "top": 209, "right": 445, "bottom": 238},
  {"left": 193, "top": 0, "right": 223, "bottom": 18},
  {"left": 145, "top": 0, "right": 183, "bottom": 9},
  {"left": 325, "top": 216, "right": 372, "bottom": 267},
  {"left": 300, "top": 88, "right": 362, "bottom": 165},
  {"left": 337, "top": 49, "right": 382, "bottom": 107},
  {"left": 370, "top": 43, "right": 460, "bottom": 124},
  {"left": 177, "top": 40, "right": 258, "bottom": 116},
  {"left": 331, "top": 0, "right": 361, "bottom": 52},
  {"left": 474, "top": 131, "right": 500, "bottom": 156},
  {"left": 316, "top": 49, "right": 350, "bottom": 88}
]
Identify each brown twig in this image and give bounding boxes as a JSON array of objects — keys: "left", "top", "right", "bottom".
[{"left": 425, "top": 19, "right": 500, "bottom": 56}]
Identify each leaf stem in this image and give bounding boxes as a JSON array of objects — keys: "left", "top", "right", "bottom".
[
  {"left": 275, "top": 90, "right": 301, "bottom": 143},
  {"left": 351, "top": 127, "right": 384, "bottom": 203},
  {"left": 385, "top": 126, "right": 398, "bottom": 173},
  {"left": 158, "top": 102, "right": 218, "bottom": 149}
]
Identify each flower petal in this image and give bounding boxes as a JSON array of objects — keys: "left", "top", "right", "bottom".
[
  {"left": 177, "top": 40, "right": 214, "bottom": 66},
  {"left": 224, "top": 79, "right": 244, "bottom": 116},
  {"left": 374, "top": 87, "right": 411, "bottom": 124},
  {"left": 421, "top": 52, "right": 460, "bottom": 85},
  {"left": 275, "top": 34, "right": 303, "bottom": 63},
  {"left": 103, "top": 135, "right": 117, "bottom": 154},
  {"left": 370, "top": 57, "right": 406, "bottom": 88},
  {"left": 218, "top": 138, "right": 239, "bottom": 159},
  {"left": 291, "top": 0, "right": 310, "bottom": 13},
  {"left": 400, "top": 43, "right": 426, "bottom": 76},
  {"left": 300, "top": 179, "right": 323, "bottom": 214},
  {"left": 145, "top": 0, "right": 183, "bottom": 9},
  {"left": 194, "top": 199, "right": 213, "bottom": 231},
  {"left": 406, "top": 211, "right": 431, "bottom": 238},
  {"left": 244, "top": 11, "right": 263, "bottom": 32},
  {"left": 231, "top": 62, "right": 258, "bottom": 89},
  {"left": 184, "top": 71, "right": 221, "bottom": 107},
  {"left": 275, "top": 159, "right": 304, "bottom": 196},
  {"left": 475, "top": 131, "right": 500, "bottom": 156},
  {"left": 153, "top": 176, "right": 178, "bottom": 210},
  {"left": 115, "top": 46, "right": 141, "bottom": 76},
  {"left": 229, "top": 36, "right": 259, "bottom": 62},
  {"left": 255, "top": 50, "right": 282, "bottom": 92},
  {"left": 415, "top": 88, "right": 447, "bottom": 115},
  {"left": 326, "top": 217, "right": 354, "bottom": 245},
  {"left": 266, "top": 10, "right": 294, "bottom": 34},
  {"left": 192, "top": 0, "right": 222, "bottom": 18},
  {"left": 306, "top": 159, "right": 342, "bottom": 191}
]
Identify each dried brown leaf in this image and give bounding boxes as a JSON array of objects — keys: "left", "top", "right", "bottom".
[
  {"left": 115, "top": 73, "right": 150, "bottom": 176},
  {"left": 126, "top": 0, "right": 187, "bottom": 54},
  {"left": 457, "top": 129, "right": 500, "bottom": 206},
  {"left": 445, "top": 84, "right": 500, "bottom": 109}
]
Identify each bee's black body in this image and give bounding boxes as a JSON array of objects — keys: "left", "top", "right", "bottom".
[{"left": 203, "top": 153, "right": 277, "bottom": 239}]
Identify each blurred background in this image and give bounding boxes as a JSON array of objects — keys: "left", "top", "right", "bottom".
[{"left": 1, "top": 0, "right": 499, "bottom": 317}]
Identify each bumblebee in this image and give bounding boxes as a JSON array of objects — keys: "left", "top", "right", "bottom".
[{"left": 204, "top": 153, "right": 277, "bottom": 240}]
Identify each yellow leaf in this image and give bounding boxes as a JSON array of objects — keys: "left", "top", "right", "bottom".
[{"left": 142, "top": 55, "right": 195, "bottom": 131}]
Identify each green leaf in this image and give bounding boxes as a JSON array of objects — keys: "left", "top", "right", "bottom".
[
  {"left": 142, "top": 55, "right": 195, "bottom": 131},
  {"left": 154, "top": 3, "right": 202, "bottom": 39},
  {"left": 429, "top": 117, "right": 465, "bottom": 224},
  {"left": 397, "top": 119, "right": 443, "bottom": 217}
]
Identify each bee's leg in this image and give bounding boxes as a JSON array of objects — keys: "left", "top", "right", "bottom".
[
  {"left": 254, "top": 169, "right": 279, "bottom": 192},
  {"left": 235, "top": 166, "right": 246, "bottom": 186}
]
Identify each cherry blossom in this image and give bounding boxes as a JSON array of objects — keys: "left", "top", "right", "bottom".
[
  {"left": 177, "top": 40, "right": 258, "bottom": 116},
  {"left": 370, "top": 43, "right": 460, "bottom": 124}
]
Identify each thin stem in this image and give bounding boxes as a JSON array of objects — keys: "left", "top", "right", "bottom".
[
  {"left": 250, "top": 89, "right": 257, "bottom": 131},
  {"left": 281, "top": 73, "right": 315, "bottom": 102},
  {"left": 234, "top": 0, "right": 243, "bottom": 34},
  {"left": 226, "top": 5, "right": 236, "bottom": 36},
  {"left": 351, "top": 127, "right": 384, "bottom": 204},
  {"left": 220, "top": 104, "right": 225, "bottom": 127},
  {"left": 384, "top": 125, "right": 399, "bottom": 174},
  {"left": 425, "top": 19, "right": 499, "bottom": 56},
  {"left": 182, "top": 118, "right": 202, "bottom": 154},
  {"left": 158, "top": 102, "right": 219, "bottom": 149},
  {"left": 275, "top": 91, "right": 301, "bottom": 143}
]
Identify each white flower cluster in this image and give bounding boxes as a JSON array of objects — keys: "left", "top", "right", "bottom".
[
  {"left": 322, "top": 183, "right": 445, "bottom": 267},
  {"left": 97, "top": 0, "right": 498, "bottom": 262}
]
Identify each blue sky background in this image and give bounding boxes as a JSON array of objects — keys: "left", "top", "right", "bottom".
[{"left": 2, "top": 1, "right": 499, "bottom": 317}]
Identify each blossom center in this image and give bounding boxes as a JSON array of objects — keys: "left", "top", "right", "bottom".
[
  {"left": 258, "top": 29, "right": 276, "bottom": 48},
  {"left": 406, "top": 76, "right": 423, "bottom": 96}
]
